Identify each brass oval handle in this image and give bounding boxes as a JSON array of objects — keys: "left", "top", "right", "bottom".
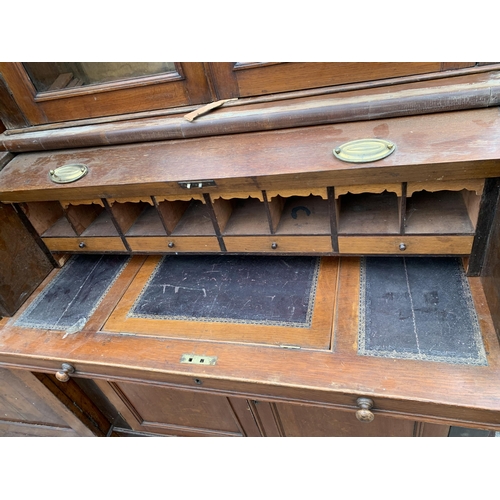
[
  {"left": 168, "top": 241, "right": 175, "bottom": 248},
  {"left": 271, "top": 242, "right": 278, "bottom": 249},
  {"left": 356, "top": 397, "right": 375, "bottom": 423},
  {"left": 399, "top": 243, "right": 406, "bottom": 251},
  {"left": 55, "top": 363, "right": 75, "bottom": 383}
]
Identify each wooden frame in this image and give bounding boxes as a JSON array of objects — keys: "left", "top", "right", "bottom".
[{"left": 0, "top": 62, "right": 214, "bottom": 125}]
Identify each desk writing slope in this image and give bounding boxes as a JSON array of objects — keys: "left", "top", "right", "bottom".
[{"left": 104, "top": 255, "right": 338, "bottom": 348}]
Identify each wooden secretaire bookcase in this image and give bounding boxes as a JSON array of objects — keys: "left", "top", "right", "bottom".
[{"left": 1, "top": 62, "right": 500, "bottom": 437}]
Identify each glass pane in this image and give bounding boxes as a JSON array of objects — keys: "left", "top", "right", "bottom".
[{"left": 23, "top": 62, "right": 177, "bottom": 92}]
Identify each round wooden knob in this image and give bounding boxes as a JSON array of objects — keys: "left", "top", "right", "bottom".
[
  {"left": 356, "top": 397, "right": 375, "bottom": 423},
  {"left": 55, "top": 363, "right": 75, "bottom": 383}
]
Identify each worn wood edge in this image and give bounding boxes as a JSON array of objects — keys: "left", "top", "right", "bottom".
[{"left": 3, "top": 74, "right": 500, "bottom": 152}]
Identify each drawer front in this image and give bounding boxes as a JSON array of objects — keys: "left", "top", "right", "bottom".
[
  {"left": 224, "top": 236, "right": 333, "bottom": 253},
  {"left": 43, "top": 237, "right": 127, "bottom": 252},
  {"left": 127, "top": 236, "right": 221, "bottom": 253},
  {"left": 338, "top": 235, "right": 474, "bottom": 254}
]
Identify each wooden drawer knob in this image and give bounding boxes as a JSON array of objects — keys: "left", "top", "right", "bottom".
[
  {"left": 356, "top": 397, "right": 375, "bottom": 423},
  {"left": 55, "top": 363, "right": 75, "bottom": 382}
]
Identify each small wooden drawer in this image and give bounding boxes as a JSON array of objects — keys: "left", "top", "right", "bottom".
[
  {"left": 127, "top": 236, "right": 221, "bottom": 253},
  {"left": 338, "top": 235, "right": 474, "bottom": 255},
  {"left": 224, "top": 236, "right": 333, "bottom": 253},
  {"left": 43, "top": 237, "right": 127, "bottom": 252}
]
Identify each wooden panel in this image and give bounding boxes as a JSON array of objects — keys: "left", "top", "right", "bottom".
[
  {"left": 338, "top": 192, "right": 400, "bottom": 234},
  {"left": 222, "top": 198, "right": 271, "bottom": 236},
  {"left": 20, "top": 201, "right": 65, "bottom": 235},
  {"left": 224, "top": 236, "right": 333, "bottom": 253},
  {"left": 0, "top": 203, "right": 53, "bottom": 316},
  {"left": 273, "top": 401, "right": 416, "bottom": 437},
  {"left": 96, "top": 380, "right": 245, "bottom": 437},
  {"left": 0, "top": 368, "right": 95, "bottom": 436},
  {"left": 405, "top": 191, "right": 476, "bottom": 234},
  {"left": 126, "top": 236, "right": 220, "bottom": 252},
  {"left": 65, "top": 203, "right": 103, "bottom": 235},
  {"left": 481, "top": 184, "right": 500, "bottom": 339},
  {"left": 42, "top": 236, "right": 127, "bottom": 252},
  {"left": 0, "top": 421, "right": 79, "bottom": 437},
  {"left": 109, "top": 201, "right": 147, "bottom": 234},
  {"left": 407, "top": 179, "right": 485, "bottom": 197},
  {"left": 232, "top": 62, "right": 444, "bottom": 97},
  {"left": 338, "top": 235, "right": 474, "bottom": 254}
]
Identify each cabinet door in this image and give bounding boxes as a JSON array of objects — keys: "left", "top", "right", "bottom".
[
  {"left": 0, "top": 62, "right": 214, "bottom": 127},
  {"left": 0, "top": 368, "right": 96, "bottom": 436},
  {"left": 96, "top": 380, "right": 261, "bottom": 437},
  {"left": 251, "top": 401, "right": 449, "bottom": 437},
  {"left": 206, "top": 62, "right": 477, "bottom": 99}
]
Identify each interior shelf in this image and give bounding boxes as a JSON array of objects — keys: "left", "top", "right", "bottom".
[
  {"left": 338, "top": 192, "right": 400, "bottom": 235},
  {"left": 171, "top": 200, "right": 216, "bottom": 236},
  {"left": 126, "top": 205, "right": 166, "bottom": 237},
  {"left": 42, "top": 216, "right": 77, "bottom": 238},
  {"left": 223, "top": 198, "right": 270, "bottom": 236},
  {"left": 273, "top": 195, "right": 331, "bottom": 235},
  {"left": 81, "top": 210, "right": 120, "bottom": 237},
  {"left": 405, "top": 190, "right": 477, "bottom": 234}
]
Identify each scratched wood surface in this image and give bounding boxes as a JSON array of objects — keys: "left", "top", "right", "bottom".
[{"left": 2, "top": 108, "right": 500, "bottom": 203}]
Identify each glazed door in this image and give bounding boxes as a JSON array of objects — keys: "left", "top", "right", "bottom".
[
  {"left": 0, "top": 62, "right": 214, "bottom": 127},
  {"left": 205, "top": 62, "right": 477, "bottom": 99}
]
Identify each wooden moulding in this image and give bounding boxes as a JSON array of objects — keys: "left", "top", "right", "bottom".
[{"left": 0, "top": 256, "right": 500, "bottom": 428}]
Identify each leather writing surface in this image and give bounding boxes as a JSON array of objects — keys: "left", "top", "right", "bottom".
[
  {"left": 358, "top": 257, "right": 487, "bottom": 365},
  {"left": 15, "top": 254, "right": 129, "bottom": 331},
  {"left": 128, "top": 255, "right": 320, "bottom": 327}
]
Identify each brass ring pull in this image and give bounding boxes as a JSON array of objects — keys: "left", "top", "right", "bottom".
[
  {"left": 356, "top": 397, "right": 375, "bottom": 423},
  {"left": 55, "top": 363, "right": 75, "bottom": 382}
]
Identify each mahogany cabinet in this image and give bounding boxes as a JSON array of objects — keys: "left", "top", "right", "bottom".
[{"left": 1, "top": 63, "right": 500, "bottom": 437}]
